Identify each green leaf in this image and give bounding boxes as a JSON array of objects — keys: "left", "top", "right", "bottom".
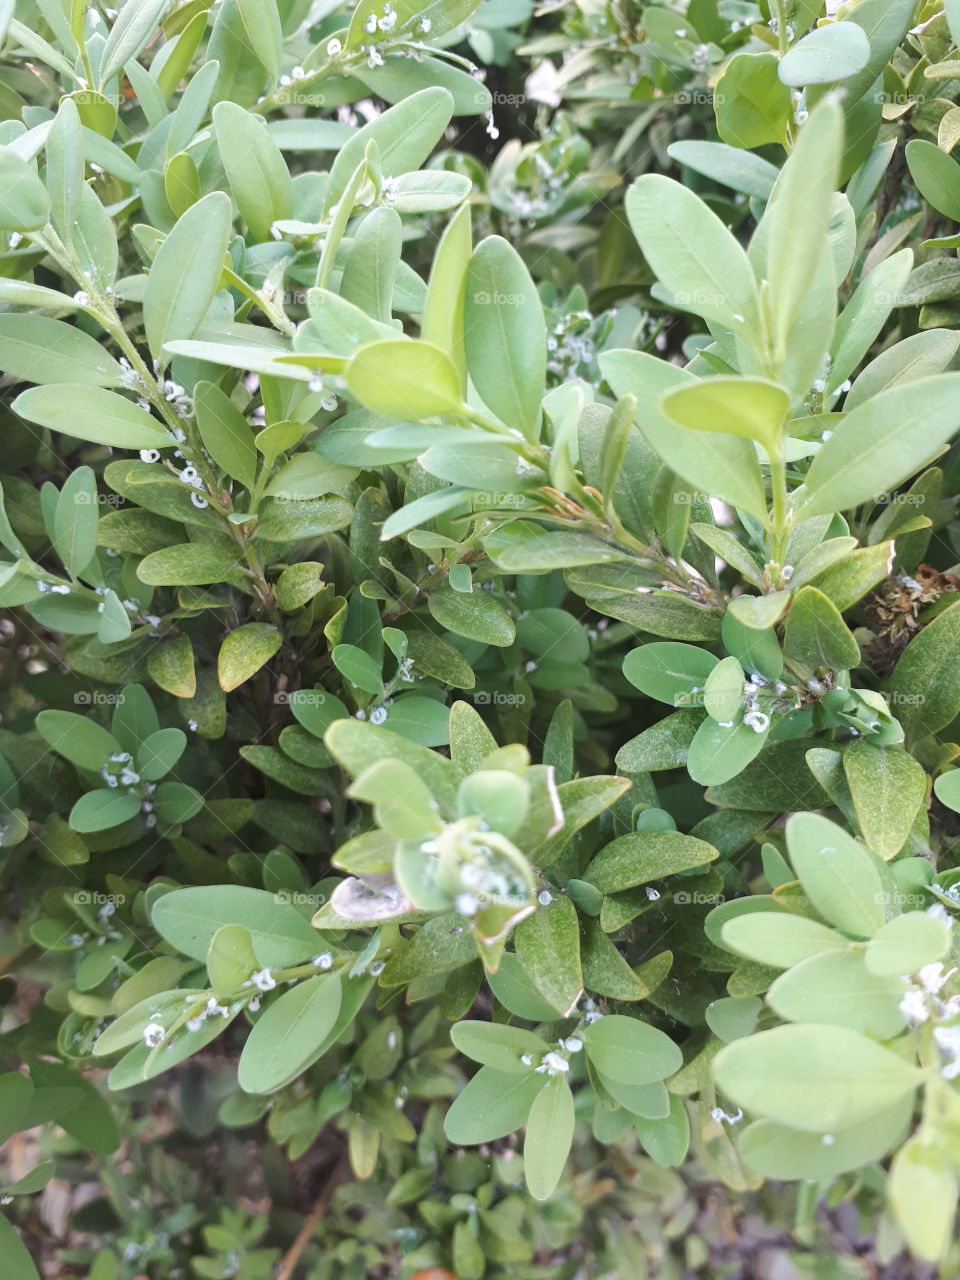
[
  {"left": 704, "top": 656, "right": 745, "bottom": 724},
  {"left": 137, "top": 543, "right": 243, "bottom": 587},
  {"left": 843, "top": 741, "right": 927, "bottom": 860},
  {"left": 100, "top": 0, "right": 169, "bottom": 81},
  {"left": 350, "top": 758, "right": 442, "bottom": 841},
  {"left": 325, "top": 89, "right": 454, "bottom": 214},
  {"left": 376, "top": 697, "right": 450, "bottom": 748},
  {"left": 194, "top": 382, "right": 257, "bottom": 490},
  {"left": 0, "top": 146, "right": 50, "bottom": 231},
  {"left": 147, "top": 635, "right": 197, "bottom": 699},
  {"left": 427, "top": 587, "right": 515, "bottom": 647},
  {"left": 739, "top": 1097, "right": 913, "bottom": 1180},
  {"left": 622, "top": 642, "right": 717, "bottom": 707},
  {"left": 727, "top": 591, "right": 790, "bottom": 632},
  {"left": 137, "top": 728, "right": 187, "bottom": 781},
  {"left": 889, "top": 1137, "right": 960, "bottom": 1262},
  {"left": 865, "top": 911, "right": 951, "bottom": 977},
  {"left": 484, "top": 521, "right": 631, "bottom": 571},
  {"left": 379, "top": 911, "right": 477, "bottom": 984},
  {"left": 153, "top": 781, "right": 204, "bottom": 825},
  {"left": 660, "top": 377, "right": 789, "bottom": 456},
  {"left": 0, "top": 1211, "right": 43, "bottom": 1280},
  {"left": 206, "top": 923, "right": 258, "bottom": 996},
  {"left": 0, "top": 315, "right": 123, "bottom": 387},
  {"left": 36, "top": 709, "right": 118, "bottom": 768},
  {"left": 583, "top": 831, "right": 717, "bottom": 893},
  {"left": 599, "top": 351, "right": 767, "bottom": 520},
  {"left": 464, "top": 236, "right": 546, "bottom": 438},
  {"left": 778, "top": 21, "right": 871, "bottom": 86},
  {"left": 667, "top": 141, "right": 778, "bottom": 200},
  {"left": 524, "top": 1074, "right": 575, "bottom": 1201},
  {"left": 785, "top": 813, "right": 885, "bottom": 938},
  {"left": 255, "top": 495, "right": 353, "bottom": 542},
  {"left": 829, "top": 249, "right": 914, "bottom": 391},
  {"left": 935, "top": 769, "right": 960, "bottom": 813},
  {"left": 214, "top": 102, "right": 292, "bottom": 242},
  {"left": 616, "top": 707, "right": 704, "bottom": 773},
  {"left": 783, "top": 586, "right": 860, "bottom": 673},
  {"left": 714, "top": 52, "right": 792, "bottom": 150},
  {"left": 234, "top": 0, "right": 283, "bottom": 81},
  {"left": 764, "top": 99, "right": 843, "bottom": 360},
  {"left": 45, "top": 97, "right": 83, "bottom": 242},
  {"left": 906, "top": 140, "right": 960, "bottom": 223},
  {"left": 331, "top": 644, "right": 382, "bottom": 695},
  {"left": 444, "top": 1065, "right": 546, "bottom": 1144},
  {"left": 218, "top": 624, "right": 282, "bottom": 691},
  {"left": 0, "top": 1072, "right": 33, "bottom": 1145},
  {"left": 686, "top": 718, "right": 767, "bottom": 787},
  {"left": 143, "top": 191, "right": 232, "bottom": 365},
  {"left": 325, "top": 719, "right": 462, "bottom": 818},
  {"left": 767, "top": 950, "right": 906, "bottom": 1038},
  {"left": 69, "top": 788, "right": 141, "bottom": 833},
  {"left": 514, "top": 895, "right": 583, "bottom": 1015},
  {"left": 381, "top": 485, "right": 472, "bottom": 541},
  {"left": 340, "top": 205, "right": 401, "bottom": 323},
  {"left": 422, "top": 201, "right": 471, "bottom": 387},
  {"left": 450, "top": 1021, "right": 547, "bottom": 1073},
  {"left": 582, "top": 1014, "right": 682, "bottom": 1085},
  {"left": 237, "top": 973, "right": 343, "bottom": 1094},
  {"left": 14, "top": 385, "right": 172, "bottom": 450},
  {"left": 2, "top": 1160, "right": 54, "bottom": 1197},
  {"left": 846, "top": 330, "right": 960, "bottom": 411},
  {"left": 888, "top": 600, "right": 960, "bottom": 736},
  {"left": 347, "top": 0, "right": 480, "bottom": 47},
  {"left": 799, "top": 375, "right": 960, "bottom": 517},
  {"left": 624, "top": 175, "right": 760, "bottom": 334},
  {"left": 705, "top": 996, "right": 763, "bottom": 1043},
  {"left": 458, "top": 771, "right": 528, "bottom": 836},
  {"left": 152, "top": 885, "right": 322, "bottom": 966},
  {"left": 53, "top": 466, "right": 98, "bottom": 579},
  {"left": 486, "top": 952, "right": 559, "bottom": 1021},
  {"left": 713, "top": 1024, "right": 921, "bottom": 1133},
  {"left": 719, "top": 912, "right": 846, "bottom": 968},
  {"left": 108, "top": 1003, "right": 239, "bottom": 1088},
  {"left": 581, "top": 920, "right": 667, "bottom": 1000},
  {"left": 345, "top": 339, "right": 464, "bottom": 420},
  {"left": 635, "top": 1094, "right": 690, "bottom": 1168}
]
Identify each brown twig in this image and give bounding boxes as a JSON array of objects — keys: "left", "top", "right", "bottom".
[{"left": 273, "top": 1155, "right": 349, "bottom": 1280}]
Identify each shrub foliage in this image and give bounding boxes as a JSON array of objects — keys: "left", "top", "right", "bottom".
[{"left": 4, "top": 0, "right": 960, "bottom": 1275}]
